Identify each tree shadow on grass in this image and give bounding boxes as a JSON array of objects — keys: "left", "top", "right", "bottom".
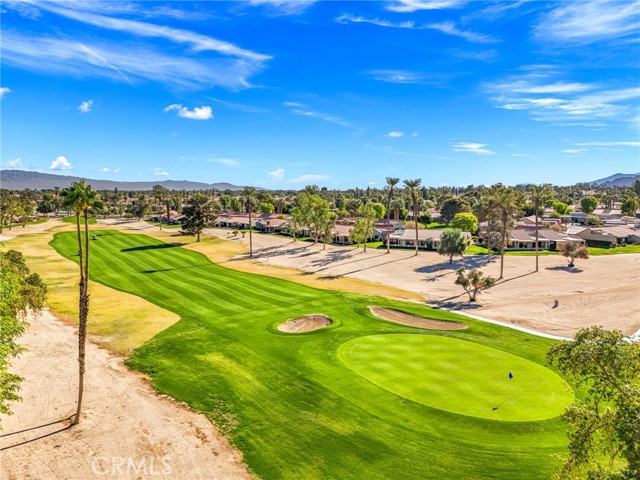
[
  {"left": 140, "top": 264, "right": 210, "bottom": 274},
  {"left": 121, "top": 242, "right": 185, "bottom": 252}
]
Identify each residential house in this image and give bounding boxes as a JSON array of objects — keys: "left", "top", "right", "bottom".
[
  {"left": 388, "top": 229, "right": 470, "bottom": 250},
  {"left": 575, "top": 226, "right": 640, "bottom": 247}
]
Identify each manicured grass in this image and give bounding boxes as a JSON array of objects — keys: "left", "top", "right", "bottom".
[
  {"left": 588, "top": 245, "right": 640, "bottom": 255},
  {"left": 61, "top": 216, "right": 97, "bottom": 225},
  {"left": 50, "top": 230, "right": 573, "bottom": 480},
  {"left": 339, "top": 335, "right": 573, "bottom": 422}
]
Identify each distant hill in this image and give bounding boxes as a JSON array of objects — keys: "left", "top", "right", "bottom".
[
  {"left": 590, "top": 172, "right": 640, "bottom": 187},
  {"left": 0, "top": 170, "right": 249, "bottom": 191}
]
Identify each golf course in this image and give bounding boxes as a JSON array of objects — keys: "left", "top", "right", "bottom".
[{"left": 50, "top": 230, "right": 576, "bottom": 479}]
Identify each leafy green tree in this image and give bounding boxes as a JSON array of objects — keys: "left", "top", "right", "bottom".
[
  {"left": 0, "top": 190, "right": 17, "bottom": 232},
  {"left": 356, "top": 203, "right": 378, "bottom": 252},
  {"left": 633, "top": 179, "right": 640, "bottom": 197},
  {"left": 384, "top": 177, "right": 400, "bottom": 253},
  {"left": 440, "top": 197, "right": 471, "bottom": 224},
  {"left": 259, "top": 202, "right": 275, "bottom": 214},
  {"left": 547, "top": 327, "right": 640, "bottom": 480},
  {"left": 318, "top": 211, "right": 337, "bottom": 250},
  {"left": 242, "top": 187, "right": 258, "bottom": 257},
  {"left": 37, "top": 192, "right": 57, "bottom": 216},
  {"left": 580, "top": 195, "right": 598, "bottom": 214},
  {"left": 451, "top": 212, "right": 478, "bottom": 233},
  {"left": 529, "top": 184, "right": 553, "bottom": 272},
  {"left": 61, "top": 180, "right": 102, "bottom": 425},
  {"left": 0, "top": 250, "right": 47, "bottom": 426},
  {"left": 180, "top": 193, "right": 218, "bottom": 242},
  {"left": 438, "top": 229, "right": 467, "bottom": 264},
  {"left": 559, "top": 242, "right": 589, "bottom": 267},
  {"left": 621, "top": 196, "right": 639, "bottom": 217},
  {"left": 454, "top": 267, "right": 495, "bottom": 301},
  {"left": 128, "top": 194, "right": 152, "bottom": 221},
  {"left": 553, "top": 201, "right": 569, "bottom": 215},
  {"left": 349, "top": 218, "right": 368, "bottom": 247},
  {"left": 403, "top": 178, "right": 422, "bottom": 256}
]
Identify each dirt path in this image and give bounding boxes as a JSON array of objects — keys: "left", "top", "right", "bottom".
[{"left": 0, "top": 310, "right": 251, "bottom": 480}]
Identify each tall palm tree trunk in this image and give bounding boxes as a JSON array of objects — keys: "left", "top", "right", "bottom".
[
  {"left": 534, "top": 203, "right": 540, "bottom": 272},
  {"left": 499, "top": 211, "right": 507, "bottom": 280},
  {"left": 72, "top": 212, "right": 87, "bottom": 425},
  {"left": 248, "top": 209, "right": 253, "bottom": 257},
  {"left": 413, "top": 201, "right": 419, "bottom": 256}
]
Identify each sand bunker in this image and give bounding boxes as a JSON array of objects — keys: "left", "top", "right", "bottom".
[
  {"left": 278, "top": 314, "right": 333, "bottom": 333},
  {"left": 369, "top": 306, "right": 467, "bottom": 330}
]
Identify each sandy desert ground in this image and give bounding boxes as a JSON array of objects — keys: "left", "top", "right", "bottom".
[{"left": 0, "top": 309, "right": 251, "bottom": 480}]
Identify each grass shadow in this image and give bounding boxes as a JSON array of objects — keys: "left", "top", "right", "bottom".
[{"left": 121, "top": 242, "right": 185, "bottom": 252}]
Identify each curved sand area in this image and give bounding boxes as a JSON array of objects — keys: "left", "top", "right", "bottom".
[
  {"left": 278, "top": 314, "right": 333, "bottom": 333},
  {"left": 369, "top": 306, "right": 468, "bottom": 330}
]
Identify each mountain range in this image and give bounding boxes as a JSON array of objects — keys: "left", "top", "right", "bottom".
[
  {"left": 590, "top": 172, "right": 640, "bottom": 187},
  {"left": 0, "top": 170, "right": 247, "bottom": 191}
]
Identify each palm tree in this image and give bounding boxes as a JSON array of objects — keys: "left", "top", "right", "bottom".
[
  {"left": 529, "top": 184, "right": 552, "bottom": 272},
  {"left": 403, "top": 178, "right": 422, "bottom": 256},
  {"left": 385, "top": 177, "right": 400, "bottom": 254},
  {"left": 152, "top": 185, "right": 167, "bottom": 230},
  {"left": 486, "top": 185, "right": 524, "bottom": 280},
  {"left": 61, "top": 181, "right": 101, "bottom": 426},
  {"left": 242, "top": 187, "right": 257, "bottom": 257}
]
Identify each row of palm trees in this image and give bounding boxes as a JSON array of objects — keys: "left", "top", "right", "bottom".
[{"left": 381, "top": 178, "right": 554, "bottom": 280}]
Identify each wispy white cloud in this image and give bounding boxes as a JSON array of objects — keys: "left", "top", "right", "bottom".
[
  {"left": 3, "top": 158, "right": 23, "bottom": 168},
  {"left": 154, "top": 169, "right": 170, "bottom": 176},
  {"left": 574, "top": 141, "right": 640, "bottom": 147},
  {"left": 113, "top": 168, "right": 120, "bottom": 173},
  {"left": 386, "top": 0, "right": 467, "bottom": 13},
  {"left": 268, "top": 168, "right": 285, "bottom": 180},
  {"left": 32, "top": 3, "right": 269, "bottom": 62},
  {"left": 452, "top": 142, "right": 494, "bottom": 155},
  {"left": 337, "top": 13, "right": 496, "bottom": 43},
  {"left": 425, "top": 21, "right": 499, "bottom": 44},
  {"left": 209, "top": 158, "right": 239, "bottom": 167},
  {"left": 248, "top": 0, "right": 318, "bottom": 15},
  {"left": 561, "top": 149, "right": 586, "bottom": 155},
  {"left": 100, "top": 167, "right": 110, "bottom": 172},
  {"left": 0, "top": 87, "right": 11, "bottom": 99},
  {"left": 49, "top": 155, "right": 73, "bottom": 170},
  {"left": 164, "top": 104, "right": 213, "bottom": 120},
  {"left": 208, "top": 97, "right": 269, "bottom": 114},
  {"left": 535, "top": 1, "right": 640, "bottom": 44},
  {"left": 291, "top": 174, "right": 330, "bottom": 182},
  {"left": 368, "top": 69, "right": 423, "bottom": 84},
  {"left": 485, "top": 74, "right": 639, "bottom": 125},
  {"left": 1, "top": 2, "right": 269, "bottom": 90},
  {"left": 79, "top": 99, "right": 93, "bottom": 113},
  {"left": 336, "top": 13, "right": 415, "bottom": 29},
  {"left": 283, "top": 101, "right": 355, "bottom": 129},
  {"left": 386, "top": 131, "right": 404, "bottom": 138}
]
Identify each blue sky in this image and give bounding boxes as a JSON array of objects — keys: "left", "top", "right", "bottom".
[{"left": 1, "top": 0, "right": 639, "bottom": 189}]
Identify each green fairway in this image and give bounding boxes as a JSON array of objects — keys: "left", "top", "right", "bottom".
[
  {"left": 50, "top": 230, "right": 574, "bottom": 480},
  {"left": 339, "top": 334, "right": 573, "bottom": 421}
]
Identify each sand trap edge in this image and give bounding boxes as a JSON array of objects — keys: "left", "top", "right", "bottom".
[
  {"left": 277, "top": 314, "right": 333, "bottom": 333},
  {"left": 368, "top": 306, "right": 468, "bottom": 330}
]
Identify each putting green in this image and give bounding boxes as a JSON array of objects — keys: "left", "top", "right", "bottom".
[{"left": 339, "top": 334, "right": 574, "bottom": 421}]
